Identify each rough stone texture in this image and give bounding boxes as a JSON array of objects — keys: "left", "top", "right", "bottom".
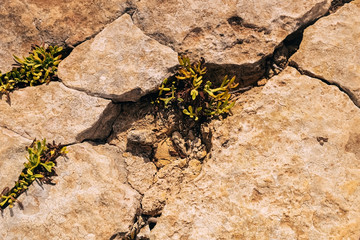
[
  {"left": 0, "top": 0, "right": 129, "bottom": 72},
  {"left": 150, "top": 67, "right": 360, "bottom": 239},
  {"left": 123, "top": 153, "right": 157, "bottom": 195},
  {"left": 58, "top": 14, "right": 179, "bottom": 102},
  {"left": 0, "top": 142, "right": 141, "bottom": 240},
  {"left": 107, "top": 100, "right": 204, "bottom": 218},
  {"left": 132, "top": 0, "right": 332, "bottom": 84},
  {"left": 0, "top": 128, "right": 32, "bottom": 193},
  {"left": 1, "top": 1, "right": 359, "bottom": 239},
  {"left": 291, "top": 0, "right": 360, "bottom": 107},
  {"left": 0, "top": 82, "right": 120, "bottom": 144},
  {"left": 127, "top": 130, "right": 156, "bottom": 146},
  {"left": 108, "top": 101, "right": 154, "bottom": 151},
  {"left": 142, "top": 163, "right": 185, "bottom": 216}
]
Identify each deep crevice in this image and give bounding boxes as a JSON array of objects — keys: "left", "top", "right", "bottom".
[
  {"left": 264, "top": 28, "right": 304, "bottom": 80},
  {"left": 328, "top": 0, "right": 354, "bottom": 13},
  {"left": 263, "top": 0, "right": 353, "bottom": 83}
]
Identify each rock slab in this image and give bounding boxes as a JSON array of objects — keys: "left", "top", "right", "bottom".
[
  {"left": 291, "top": 0, "right": 360, "bottom": 107},
  {"left": 150, "top": 67, "right": 360, "bottom": 239},
  {"left": 0, "top": 0, "right": 129, "bottom": 72},
  {"left": 58, "top": 14, "right": 179, "bottom": 102},
  {"left": 133, "top": 0, "right": 332, "bottom": 83},
  {"left": 0, "top": 82, "right": 120, "bottom": 144},
  {"left": 0, "top": 142, "right": 141, "bottom": 240}
]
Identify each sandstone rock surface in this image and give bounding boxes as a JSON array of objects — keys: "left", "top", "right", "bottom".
[
  {"left": 1, "top": 0, "right": 334, "bottom": 84},
  {"left": 291, "top": 0, "right": 360, "bottom": 107},
  {"left": 0, "top": 82, "right": 120, "bottom": 144},
  {"left": 58, "top": 14, "right": 178, "bottom": 102},
  {"left": 0, "top": 1, "right": 359, "bottom": 239},
  {"left": 0, "top": 142, "right": 141, "bottom": 240},
  {"left": 0, "top": 128, "right": 32, "bottom": 194},
  {"left": 124, "top": 153, "right": 157, "bottom": 195},
  {"left": 133, "top": 0, "right": 332, "bottom": 83},
  {"left": 0, "top": 0, "right": 129, "bottom": 72},
  {"left": 150, "top": 67, "right": 360, "bottom": 239}
]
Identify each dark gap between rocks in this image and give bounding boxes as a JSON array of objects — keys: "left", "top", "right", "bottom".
[
  {"left": 109, "top": 206, "right": 156, "bottom": 240},
  {"left": 264, "top": 28, "right": 304, "bottom": 80},
  {"left": 328, "top": 0, "right": 354, "bottom": 13},
  {"left": 263, "top": 0, "right": 352, "bottom": 83},
  {"left": 58, "top": 44, "right": 74, "bottom": 61}
]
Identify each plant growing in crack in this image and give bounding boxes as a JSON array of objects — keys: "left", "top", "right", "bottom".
[
  {"left": 0, "top": 44, "right": 63, "bottom": 98},
  {"left": 0, "top": 139, "right": 67, "bottom": 210},
  {"left": 154, "top": 55, "right": 238, "bottom": 121}
]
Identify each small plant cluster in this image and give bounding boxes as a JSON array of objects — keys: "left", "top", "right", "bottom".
[
  {"left": 0, "top": 45, "right": 63, "bottom": 95},
  {"left": 155, "top": 55, "right": 238, "bottom": 121},
  {"left": 0, "top": 139, "right": 67, "bottom": 210}
]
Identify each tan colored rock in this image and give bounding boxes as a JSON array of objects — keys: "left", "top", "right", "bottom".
[
  {"left": 150, "top": 67, "right": 360, "bottom": 239},
  {"left": 58, "top": 14, "right": 178, "bottom": 102},
  {"left": 0, "top": 142, "right": 141, "bottom": 240},
  {"left": 183, "top": 159, "right": 202, "bottom": 179},
  {"left": 108, "top": 100, "right": 156, "bottom": 151},
  {"left": 0, "top": 0, "right": 129, "bottom": 72},
  {"left": 154, "top": 138, "right": 178, "bottom": 162},
  {"left": 133, "top": 0, "right": 331, "bottom": 84},
  {"left": 0, "top": 0, "right": 39, "bottom": 72},
  {"left": 142, "top": 164, "right": 184, "bottom": 216},
  {"left": 0, "top": 82, "right": 120, "bottom": 144},
  {"left": 127, "top": 130, "right": 156, "bottom": 146},
  {"left": 154, "top": 159, "right": 172, "bottom": 169},
  {"left": 124, "top": 155, "right": 157, "bottom": 195},
  {"left": 291, "top": 0, "right": 360, "bottom": 107},
  {"left": 0, "top": 128, "right": 32, "bottom": 193}
]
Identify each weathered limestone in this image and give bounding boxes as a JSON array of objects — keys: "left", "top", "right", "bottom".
[
  {"left": 133, "top": 0, "right": 332, "bottom": 83},
  {"left": 1, "top": 0, "right": 335, "bottom": 86},
  {"left": 291, "top": 0, "right": 360, "bottom": 107},
  {"left": 124, "top": 153, "right": 157, "bottom": 195},
  {"left": 0, "top": 142, "right": 141, "bottom": 240},
  {"left": 0, "top": 0, "right": 37, "bottom": 73},
  {"left": 0, "top": 128, "right": 32, "bottom": 194},
  {"left": 0, "top": 1, "right": 358, "bottom": 239},
  {"left": 58, "top": 14, "right": 179, "bottom": 102},
  {"left": 0, "top": 82, "right": 120, "bottom": 144},
  {"left": 150, "top": 67, "right": 360, "bottom": 239},
  {"left": 0, "top": 0, "right": 129, "bottom": 72}
]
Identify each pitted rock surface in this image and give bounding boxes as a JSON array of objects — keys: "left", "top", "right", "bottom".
[
  {"left": 0, "top": 128, "right": 32, "bottom": 194},
  {"left": 150, "top": 67, "right": 360, "bottom": 239}
]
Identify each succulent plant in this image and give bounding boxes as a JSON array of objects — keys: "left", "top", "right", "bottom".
[
  {"left": 0, "top": 139, "right": 67, "bottom": 210},
  {"left": 155, "top": 55, "right": 238, "bottom": 121},
  {"left": 0, "top": 45, "right": 63, "bottom": 95}
]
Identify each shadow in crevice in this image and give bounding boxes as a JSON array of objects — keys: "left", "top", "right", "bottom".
[
  {"left": 76, "top": 102, "right": 122, "bottom": 143},
  {"left": 328, "top": 0, "right": 353, "bottom": 13},
  {"left": 264, "top": 27, "right": 304, "bottom": 79}
]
